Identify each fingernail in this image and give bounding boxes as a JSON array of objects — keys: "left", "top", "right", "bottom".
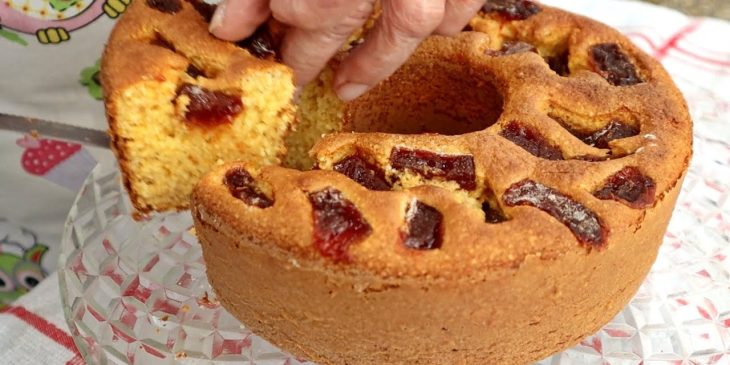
[
  {"left": 336, "top": 83, "right": 369, "bottom": 102},
  {"left": 209, "top": 1, "right": 226, "bottom": 33}
]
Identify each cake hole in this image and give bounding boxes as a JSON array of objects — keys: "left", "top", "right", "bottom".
[
  {"left": 344, "top": 59, "right": 504, "bottom": 136},
  {"left": 545, "top": 49, "right": 570, "bottom": 76},
  {"left": 401, "top": 200, "right": 443, "bottom": 250},
  {"left": 389, "top": 147, "right": 477, "bottom": 190},
  {"left": 503, "top": 179, "right": 607, "bottom": 249},
  {"left": 309, "top": 188, "right": 372, "bottom": 262},
  {"left": 594, "top": 167, "right": 655, "bottom": 208},
  {"left": 482, "top": 202, "right": 507, "bottom": 223},
  {"left": 185, "top": 64, "right": 205, "bottom": 79},
  {"left": 500, "top": 121, "right": 564, "bottom": 160},
  {"left": 150, "top": 34, "right": 175, "bottom": 51},
  {"left": 481, "top": 190, "right": 508, "bottom": 223}
]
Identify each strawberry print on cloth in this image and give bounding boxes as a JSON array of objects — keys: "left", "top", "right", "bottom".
[{"left": 16, "top": 135, "right": 97, "bottom": 191}]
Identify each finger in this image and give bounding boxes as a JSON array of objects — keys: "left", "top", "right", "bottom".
[
  {"left": 435, "top": 0, "right": 484, "bottom": 35},
  {"left": 270, "top": 0, "right": 358, "bottom": 30},
  {"left": 209, "top": 0, "right": 271, "bottom": 41},
  {"left": 334, "top": 0, "right": 445, "bottom": 101},
  {"left": 280, "top": 1, "right": 374, "bottom": 86}
]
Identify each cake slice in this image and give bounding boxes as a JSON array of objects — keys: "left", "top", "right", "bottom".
[{"left": 102, "top": 0, "right": 295, "bottom": 212}]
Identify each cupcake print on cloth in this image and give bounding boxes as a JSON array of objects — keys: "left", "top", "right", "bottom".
[{"left": 16, "top": 135, "right": 97, "bottom": 191}]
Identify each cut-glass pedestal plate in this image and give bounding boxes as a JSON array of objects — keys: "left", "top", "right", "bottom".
[{"left": 59, "top": 138, "right": 730, "bottom": 364}]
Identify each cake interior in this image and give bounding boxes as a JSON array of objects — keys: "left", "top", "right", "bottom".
[
  {"left": 285, "top": 50, "right": 504, "bottom": 169},
  {"left": 111, "top": 53, "right": 295, "bottom": 211}
]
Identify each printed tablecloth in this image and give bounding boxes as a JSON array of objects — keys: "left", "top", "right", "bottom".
[{"left": 1, "top": 0, "right": 729, "bottom": 363}]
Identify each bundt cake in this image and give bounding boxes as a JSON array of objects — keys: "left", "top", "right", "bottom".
[{"left": 104, "top": 0, "right": 692, "bottom": 364}]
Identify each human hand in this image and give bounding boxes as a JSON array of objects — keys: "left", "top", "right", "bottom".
[{"left": 209, "top": 0, "right": 484, "bottom": 101}]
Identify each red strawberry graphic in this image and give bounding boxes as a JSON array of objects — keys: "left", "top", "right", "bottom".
[{"left": 17, "top": 135, "right": 82, "bottom": 176}]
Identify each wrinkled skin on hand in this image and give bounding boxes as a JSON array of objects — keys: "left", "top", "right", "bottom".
[{"left": 209, "top": 0, "right": 486, "bottom": 101}]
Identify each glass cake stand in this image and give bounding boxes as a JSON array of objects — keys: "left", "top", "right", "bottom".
[{"left": 59, "top": 152, "right": 730, "bottom": 364}]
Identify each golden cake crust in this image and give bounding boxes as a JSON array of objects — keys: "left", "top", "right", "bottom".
[
  {"left": 191, "top": 3, "right": 691, "bottom": 364},
  {"left": 196, "top": 181, "right": 681, "bottom": 364},
  {"left": 193, "top": 12, "right": 692, "bottom": 277}
]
